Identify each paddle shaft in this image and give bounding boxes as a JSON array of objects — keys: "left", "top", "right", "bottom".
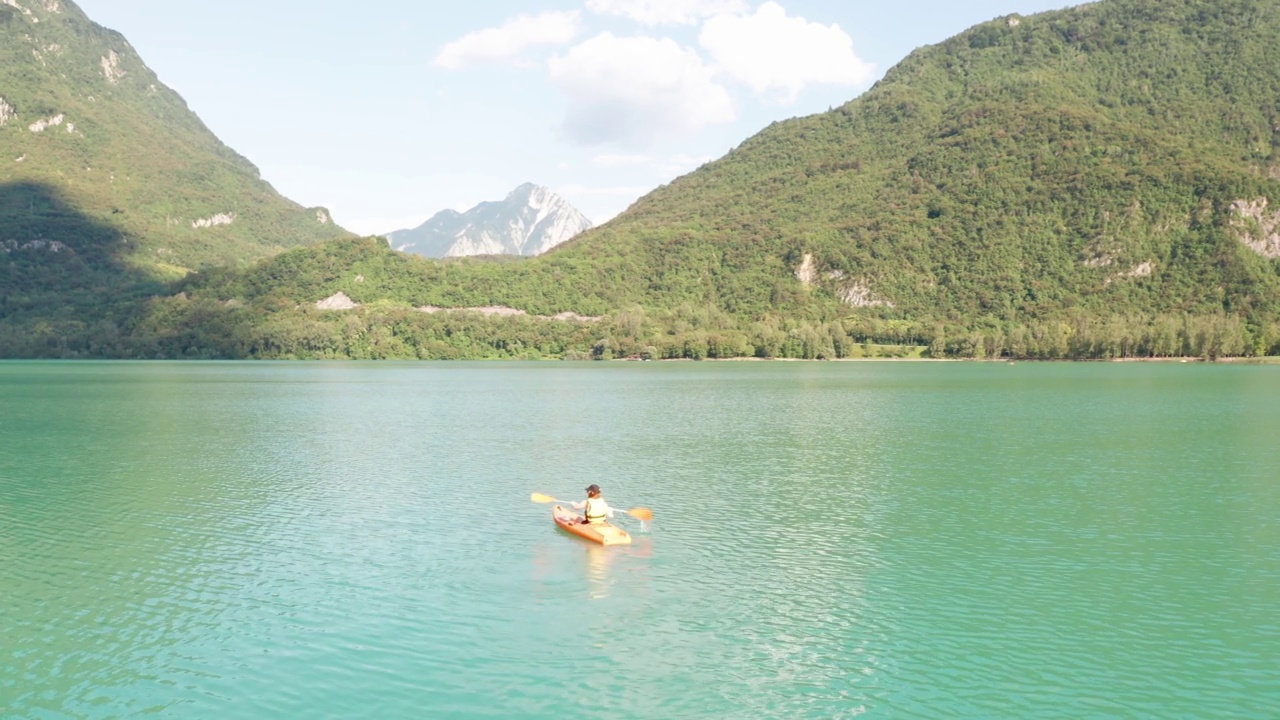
[{"left": 531, "top": 493, "right": 651, "bottom": 521}]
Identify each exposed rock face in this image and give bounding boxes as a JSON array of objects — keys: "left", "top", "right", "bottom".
[
  {"left": 794, "top": 253, "right": 819, "bottom": 285},
  {"left": 192, "top": 213, "right": 235, "bottom": 229},
  {"left": 1230, "top": 198, "right": 1280, "bottom": 259},
  {"left": 795, "top": 253, "right": 893, "bottom": 306},
  {"left": 101, "top": 50, "right": 126, "bottom": 84},
  {"left": 318, "top": 300, "right": 599, "bottom": 321},
  {"left": 416, "top": 305, "right": 601, "bottom": 321},
  {"left": 1084, "top": 252, "right": 1115, "bottom": 268},
  {"left": 839, "top": 282, "right": 894, "bottom": 308},
  {"left": 0, "top": 97, "right": 14, "bottom": 126},
  {"left": 386, "top": 183, "right": 593, "bottom": 258},
  {"left": 2, "top": 238, "right": 69, "bottom": 253},
  {"left": 28, "top": 113, "right": 63, "bottom": 132},
  {"left": 316, "top": 292, "right": 358, "bottom": 310},
  {"left": 1105, "top": 260, "right": 1156, "bottom": 285},
  {"left": 1124, "top": 261, "right": 1155, "bottom": 278},
  {"left": 1, "top": 0, "right": 34, "bottom": 21}
]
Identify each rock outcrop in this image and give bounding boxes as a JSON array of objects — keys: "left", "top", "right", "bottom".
[
  {"left": 385, "top": 183, "right": 593, "bottom": 258},
  {"left": 1230, "top": 198, "right": 1280, "bottom": 259}
]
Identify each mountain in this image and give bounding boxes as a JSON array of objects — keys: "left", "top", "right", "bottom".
[
  {"left": 8, "top": 0, "right": 1280, "bottom": 359},
  {"left": 0, "top": 0, "right": 351, "bottom": 294},
  {"left": 385, "top": 184, "right": 593, "bottom": 258},
  {"left": 554, "top": 0, "right": 1280, "bottom": 325}
]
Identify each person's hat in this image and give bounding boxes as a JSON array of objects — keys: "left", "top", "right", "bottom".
[{"left": 585, "top": 484, "right": 601, "bottom": 495}]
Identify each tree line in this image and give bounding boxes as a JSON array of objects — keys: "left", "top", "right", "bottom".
[{"left": 2, "top": 297, "right": 1274, "bottom": 361}]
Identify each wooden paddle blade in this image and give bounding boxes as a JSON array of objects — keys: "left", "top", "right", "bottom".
[
  {"left": 627, "top": 508, "right": 653, "bottom": 521},
  {"left": 531, "top": 493, "right": 560, "bottom": 504}
]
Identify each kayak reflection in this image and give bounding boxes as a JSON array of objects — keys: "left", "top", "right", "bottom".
[
  {"left": 585, "top": 544, "right": 613, "bottom": 600},
  {"left": 583, "top": 537, "right": 653, "bottom": 601}
]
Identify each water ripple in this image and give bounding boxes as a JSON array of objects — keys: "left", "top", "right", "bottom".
[{"left": 1, "top": 362, "right": 1277, "bottom": 718}]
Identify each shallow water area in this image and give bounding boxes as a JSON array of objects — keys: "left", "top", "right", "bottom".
[{"left": 1, "top": 361, "right": 1277, "bottom": 718}]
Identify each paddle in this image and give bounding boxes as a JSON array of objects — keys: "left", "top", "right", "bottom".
[{"left": 530, "top": 493, "right": 653, "bottom": 521}]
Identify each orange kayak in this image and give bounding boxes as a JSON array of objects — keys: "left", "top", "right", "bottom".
[{"left": 552, "top": 505, "right": 632, "bottom": 546}]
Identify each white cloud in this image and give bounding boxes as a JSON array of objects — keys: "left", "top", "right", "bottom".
[
  {"left": 592, "top": 152, "right": 714, "bottom": 175},
  {"left": 343, "top": 214, "right": 432, "bottom": 236},
  {"left": 585, "top": 0, "right": 748, "bottom": 26},
  {"left": 558, "top": 183, "right": 656, "bottom": 197},
  {"left": 435, "top": 11, "right": 583, "bottom": 69},
  {"left": 557, "top": 184, "right": 660, "bottom": 224},
  {"left": 700, "top": 2, "right": 875, "bottom": 101},
  {"left": 548, "top": 33, "right": 735, "bottom": 147},
  {"left": 660, "top": 153, "right": 716, "bottom": 175},
  {"left": 592, "top": 153, "right": 654, "bottom": 167}
]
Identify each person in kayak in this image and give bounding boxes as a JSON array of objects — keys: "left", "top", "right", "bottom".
[{"left": 572, "top": 484, "right": 615, "bottom": 525}]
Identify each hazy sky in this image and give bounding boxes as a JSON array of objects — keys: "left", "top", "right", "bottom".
[{"left": 75, "top": 0, "right": 1073, "bottom": 235}]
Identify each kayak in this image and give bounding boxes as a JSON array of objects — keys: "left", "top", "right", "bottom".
[{"left": 552, "top": 505, "right": 632, "bottom": 546}]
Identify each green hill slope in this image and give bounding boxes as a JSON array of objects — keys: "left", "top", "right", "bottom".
[
  {"left": 0, "top": 0, "right": 350, "bottom": 287},
  {"left": 9, "top": 0, "right": 1280, "bottom": 359},
  {"left": 560, "top": 0, "right": 1280, "bottom": 321}
]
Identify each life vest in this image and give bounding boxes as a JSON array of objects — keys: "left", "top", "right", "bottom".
[{"left": 584, "top": 497, "right": 608, "bottom": 524}]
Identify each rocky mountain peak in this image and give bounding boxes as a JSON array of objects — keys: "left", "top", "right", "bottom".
[{"left": 385, "top": 184, "right": 593, "bottom": 258}]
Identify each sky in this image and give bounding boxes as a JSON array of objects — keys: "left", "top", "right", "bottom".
[{"left": 75, "top": 0, "right": 1075, "bottom": 236}]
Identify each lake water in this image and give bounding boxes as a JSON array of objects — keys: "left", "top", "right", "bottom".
[{"left": 1, "top": 361, "right": 1277, "bottom": 718}]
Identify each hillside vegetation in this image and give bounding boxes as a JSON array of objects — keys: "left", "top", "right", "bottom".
[
  {"left": 3, "top": 0, "right": 1280, "bottom": 359},
  {"left": 0, "top": 0, "right": 350, "bottom": 328},
  {"left": 552, "top": 0, "right": 1280, "bottom": 335}
]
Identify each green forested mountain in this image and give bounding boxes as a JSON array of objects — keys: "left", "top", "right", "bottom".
[
  {"left": 6, "top": 0, "right": 1280, "bottom": 359},
  {"left": 593, "top": 0, "right": 1280, "bottom": 323},
  {"left": 0, "top": 0, "right": 350, "bottom": 331}
]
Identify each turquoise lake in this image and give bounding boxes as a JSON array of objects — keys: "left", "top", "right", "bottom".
[{"left": 1, "top": 361, "right": 1277, "bottom": 718}]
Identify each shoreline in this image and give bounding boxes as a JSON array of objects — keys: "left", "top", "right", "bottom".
[
  {"left": 2, "top": 355, "right": 1276, "bottom": 364},
  {"left": 649, "top": 356, "right": 1280, "bottom": 364}
]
